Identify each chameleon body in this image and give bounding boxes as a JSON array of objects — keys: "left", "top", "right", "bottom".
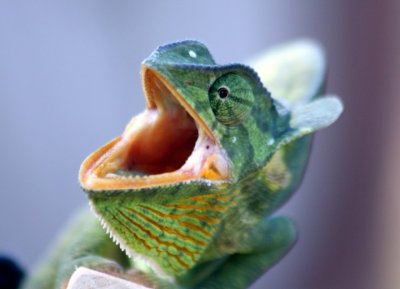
[{"left": 21, "top": 40, "right": 342, "bottom": 289}]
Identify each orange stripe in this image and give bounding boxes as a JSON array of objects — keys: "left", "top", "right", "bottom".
[
  {"left": 179, "top": 221, "right": 213, "bottom": 237},
  {"left": 125, "top": 207, "right": 207, "bottom": 247},
  {"left": 164, "top": 203, "right": 226, "bottom": 211},
  {"left": 138, "top": 204, "right": 220, "bottom": 225},
  {"left": 117, "top": 209, "right": 193, "bottom": 268},
  {"left": 110, "top": 213, "right": 152, "bottom": 250},
  {"left": 112, "top": 212, "right": 184, "bottom": 272},
  {"left": 138, "top": 205, "right": 213, "bottom": 238},
  {"left": 190, "top": 194, "right": 231, "bottom": 203},
  {"left": 117, "top": 209, "right": 191, "bottom": 270}
]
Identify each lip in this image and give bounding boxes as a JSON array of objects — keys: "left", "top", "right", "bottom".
[{"left": 79, "top": 65, "right": 230, "bottom": 191}]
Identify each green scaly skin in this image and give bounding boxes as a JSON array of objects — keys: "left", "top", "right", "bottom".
[{"left": 20, "top": 40, "right": 343, "bottom": 289}]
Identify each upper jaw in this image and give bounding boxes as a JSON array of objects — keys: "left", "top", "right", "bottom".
[{"left": 79, "top": 65, "right": 230, "bottom": 191}]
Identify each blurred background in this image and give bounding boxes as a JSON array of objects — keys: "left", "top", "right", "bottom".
[{"left": 1, "top": 1, "right": 399, "bottom": 288}]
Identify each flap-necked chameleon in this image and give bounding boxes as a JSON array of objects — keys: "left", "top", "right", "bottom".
[{"left": 21, "top": 40, "right": 343, "bottom": 289}]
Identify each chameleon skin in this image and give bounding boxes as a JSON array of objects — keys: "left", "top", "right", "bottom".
[
  {"left": 20, "top": 40, "right": 342, "bottom": 289},
  {"left": 19, "top": 210, "right": 131, "bottom": 289}
]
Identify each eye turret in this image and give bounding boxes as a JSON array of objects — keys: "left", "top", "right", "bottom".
[{"left": 208, "top": 73, "right": 254, "bottom": 126}]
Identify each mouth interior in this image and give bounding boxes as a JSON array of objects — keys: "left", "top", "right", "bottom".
[
  {"left": 119, "top": 70, "right": 198, "bottom": 176},
  {"left": 80, "top": 67, "right": 229, "bottom": 190}
]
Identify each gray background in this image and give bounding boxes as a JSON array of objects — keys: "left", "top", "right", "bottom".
[{"left": 1, "top": 1, "right": 399, "bottom": 289}]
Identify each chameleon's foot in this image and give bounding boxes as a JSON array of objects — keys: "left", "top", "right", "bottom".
[{"left": 66, "top": 267, "right": 154, "bottom": 289}]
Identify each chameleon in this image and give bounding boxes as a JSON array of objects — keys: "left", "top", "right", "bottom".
[{"left": 20, "top": 40, "right": 343, "bottom": 289}]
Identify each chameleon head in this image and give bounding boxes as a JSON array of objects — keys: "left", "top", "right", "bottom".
[
  {"left": 80, "top": 41, "right": 285, "bottom": 190},
  {"left": 78, "top": 40, "right": 343, "bottom": 279}
]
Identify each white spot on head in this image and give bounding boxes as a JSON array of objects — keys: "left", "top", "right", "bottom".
[
  {"left": 189, "top": 50, "right": 197, "bottom": 58},
  {"left": 268, "top": 138, "right": 275, "bottom": 145},
  {"left": 232, "top": 136, "right": 237, "bottom": 143}
]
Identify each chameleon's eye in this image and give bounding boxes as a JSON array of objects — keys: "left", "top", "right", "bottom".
[
  {"left": 209, "top": 73, "right": 254, "bottom": 126},
  {"left": 217, "top": 86, "right": 230, "bottom": 99}
]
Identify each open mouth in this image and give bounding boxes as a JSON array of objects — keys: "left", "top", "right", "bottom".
[{"left": 80, "top": 66, "right": 230, "bottom": 191}]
